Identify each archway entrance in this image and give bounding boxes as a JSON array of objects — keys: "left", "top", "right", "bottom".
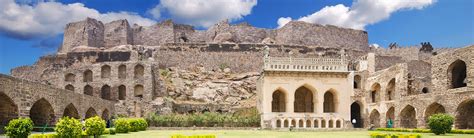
[
  {"left": 294, "top": 86, "right": 313, "bottom": 112},
  {"left": 448, "top": 60, "right": 467, "bottom": 89},
  {"left": 369, "top": 109, "right": 380, "bottom": 128},
  {"left": 30, "top": 98, "right": 55, "bottom": 126},
  {"left": 424, "top": 103, "right": 445, "bottom": 123},
  {"left": 386, "top": 79, "right": 395, "bottom": 100},
  {"left": 455, "top": 99, "right": 474, "bottom": 129},
  {"left": 0, "top": 92, "right": 18, "bottom": 130},
  {"left": 370, "top": 83, "right": 381, "bottom": 103},
  {"left": 386, "top": 107, "right": 395, "bottom": 127},
  {"left": 102, "top": 109, "right": 109, "bottom": 121},
  {"left": 271, "top": 90, "right": 286, "bottom": 112},
  {"left": 400, "top": 105, "right": 417, "bottom": 128},
  {"left": 323, "top": 91, "right": 336, "bottom": 113},
  {"left": 85, "top": 108, "right": 97, "bottom": 119},
  {"left": 350, "top": 102, "right": 363, "bottom": 128},
  {"left": 63, "top": 104, "right": 79, "bottom": 119}
]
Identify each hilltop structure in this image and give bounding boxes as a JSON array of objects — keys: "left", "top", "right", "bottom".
[{"left": 0, "top": 17, "right": 472, "bottom": 131}]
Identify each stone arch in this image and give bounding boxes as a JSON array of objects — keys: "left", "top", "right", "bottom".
[
  {"left": 63, "top": 103, "right": 79, "bottom": 119},
  {"left": 30, "top": 98, "right": 55, "bottom": 126},
  {"left": 291, "top": 120, "right": 296, "bottom": 127},
  {"left": 294, "top": 86, "right": 314, "bottom": 112},
  {"left": 65, "top": 73, "right": 75, "bottom": 82},
  {"left": 85, "top": 107, "right": 97, "bottom": 119},
  {"left": 134, "top": 64, "right": 144, "bottom": 79},
  {"left": 118, "top": 65, "right": 127, "bottom": 79},
  {"left": 323, "top": 90, "right": 337, "bottom": 113},
  {"left": 386, "top": 78, "right": 395, "bottom": 100},
  {"left": 386, "top": 107, "right": 395, "bottom": 126},
  {"left": 101, "top": 65, "right": 111, "bottom": 78},
  {"left": 448, "top": 60, "right": 467, "bottom": 89},
  {"left": 65, "top": 84, "right": 74, "bottom": 92},
  {"left": 284, "top": 119, "right": 289, "bottom": 127},
  {"left": 369, "top": 109, "right": 381, "bottom": 128},
  {"left": 306, "top": 120, "right": 311, "bottom": 128},
  {"left": 272, "top": 89, "right": 286, "bottom": 112},
  {"left": 399, "top": 105, "right": 417, "bottom": 128},
  {"left": 424, "top": 103, "right": 445, "bottom": 123},
  {"left": 101, "top": 85, "right": 111, "bottom": 100},
  {"left": 298, "top": 119, "right": 303, "bottom": 127},
  {"left": 354, "top": 75, "right": 361, "bottom": 89},
  {"left": 101, "top": 109, "right": 110, "bottom": 121},
  {"left": 370, "top": 83, "right": 381, "bottom": 103},
  {"left": 0, "top": 92, "right": 18, "bottom": 128},
  {"left": 351, "top": 101, "right": 363, "bottom": 128},
  {"left": 84, "top": 85, "right": 93, "bottom": 96},
  {"left": 276, "top": 120, "right": 281, "bottom": 128},
  {"left": 83, "top": 70, "right": 93, "bottom": 82},
  {"left": 118, "top": 85, "right": 126, "bottom": 100},
  {"left": 134, "top": 85, "right": 144, "bottom": 98},
  {"left": 336, "top": 120, "right": 342, "bottom": 128},
  {"left": 314, "top": 119, "right": 319, "bottom": 128},
  {"left": 321, "top": 119, "right": 326, "bottom": 128},
  {"left": 455, "top": 99, "right": 474, "bottom": 129},
  {"left": 328, "top": 120, "right": 334, "bottom": 128}
]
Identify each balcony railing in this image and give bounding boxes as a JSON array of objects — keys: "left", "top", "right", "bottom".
[{"left": 263, "top": 57, "right": 348, "bottom": 72}]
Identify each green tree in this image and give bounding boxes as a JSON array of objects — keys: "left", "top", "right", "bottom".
[
  {"left": 428, "top": 113, "right": 454, "bottom": 135},
  {"left": 54, "top": 116, "right": 82, "bottom": 137},
  {"left": 4, "top": 117, "right": 34, "bottom": 138},
  {"left": 84, "top": 116, "right": 106, "bottom": 138}
]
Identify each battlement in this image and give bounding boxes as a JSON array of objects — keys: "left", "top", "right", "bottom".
[
  {"left": 263, "top": 56, "right": 348, "bottom": 72},
  {"left": 59, "top": 18, "right": 369, "bottom": 54}
]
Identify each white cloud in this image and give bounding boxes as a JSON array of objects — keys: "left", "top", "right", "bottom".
[
  {"left": 277, "top": 0, "right": 435, "bottom": 29},
  {"left": 150, "top": 0, "right": 257, "bottom": 28},
  {"left": 0, "top": 0, "right": 155, "bottom": 39}
]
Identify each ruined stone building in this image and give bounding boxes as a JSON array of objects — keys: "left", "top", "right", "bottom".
[{"left": 0, "top": 17, "right": 472, "bottom": 131}]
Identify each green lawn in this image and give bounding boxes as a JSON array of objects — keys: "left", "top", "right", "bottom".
[{"left": 102, "top": 130, "right": 474, "bottom": 138}]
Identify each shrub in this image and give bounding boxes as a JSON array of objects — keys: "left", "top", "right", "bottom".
[
  {"left": 108, "top": 128, "right": 116, "bottom": 135},
  {"left": 171, "top": 134, "right": 216, "bottom": 138},
  {"left": 84, "top": 116, "right": 106, "bottom": 137},
  {"left": 427, "top": 113, "right": 454, "bottom": 135},
  {"left": 128, "top": 119, "right": 138, "bottom": 132},
  {"left": 29, "top": 133, "right": 58, "bottom": 138},
  {"left": 369, "top": 133, "right": 421, "bottom": 138},
  {"left": 114, "top": 118, "right": 130, "bottom": 133},
  {"left": 4, "top": 117, "right": 34, "bottom": 138},
  {"left": 54, "top": 117, "right": 82, "bottom": 137}
]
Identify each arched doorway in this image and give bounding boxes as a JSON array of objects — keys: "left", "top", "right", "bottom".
[
  {"left": 118, "top": 65, "right": 127, "bottom": 79},
  {"left": 370, "top": 83, "right": 381, "bottom": 103},
  {"left": 323, "top": 91, "right": 336, "bottom": 113},
  {"left": 63, "top": 103, "right": 79, "bottom": 119},
  {"left": 350, "top": 102, "right": 363, "bottom": 128},
  {"left": 83, "top": 70, "right": 93, "bottom": 82},
  {"left": 424, "top": 103, "right": 445, "bottom": 123},
  {"left": 30, "top": 98, "right": 55, "bottom": 126},
  {"left": 118, "top": 85, "right": 126, "bottom": 100},
  {"left": 271, "top": 90, "right": 286, "bottom": 112},
  {"left": 354, "top": 75, "right": 361, "bottom": 89},
  {"left": 134, "top": 85, "right": 144, "bottom": 98},
  {"left": 84, "top": 85, "right": 93, "bottom": 96},
  {"left": 134, "top": 64, "right": 144, "bottom": 79},
  {"left": 386, "top": 79, "right": 395, "bottom": 100},
  {"left": 369, "top": 109, "right": 381, "bottom": 128},
  {"left": 400, "top": 105, "right": 417, "bottom": 128},
  {"left": 102, "top": 109, "right": 109, "bottom": 121},
  {"left": 294, "top": 86, "right": 313, "bottom": 112},
  {"left": 0, "top": 92, "right": 18, "bottom": 129},
  {"left": 448, "top": 60, "right": 467, "bottom": 89},
  {"left": 101, "top": 65, "right": 111, "bottom": 78},
  {"left": 276, "top": 120, "right": 281, "bottom": 128},
  {"left": 455, "top": 99, "right": 474, "bottom": 129},
  {"left": 65, "top": 84, "right": 74, "bottom": 92},
  {"left": 386, "top": 107, "right": 395, "bottom": 127},
  {"left": 85, "top": 108, "right": 97, "bottom": 119},
  {"left": 101, "top": 85, "right": 111, "bottom": 100}
]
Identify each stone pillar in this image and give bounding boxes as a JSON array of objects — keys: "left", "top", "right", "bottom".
[{"left": 367, "top": 53, "right": 376, "bottom": 74}]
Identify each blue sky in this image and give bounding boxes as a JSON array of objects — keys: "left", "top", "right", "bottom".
[{"left": 0, "top": 0, "right": 473, "bottom": 74}]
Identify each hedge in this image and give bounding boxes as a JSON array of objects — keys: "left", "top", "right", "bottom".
[
  {"left": 370, "top": 133, "right": 421, "bottom": 138},
  {"left": 374, "top": 128, "right": 474, "bottom": 134},
  {"left": 170, "top": 134, "right": 216, "bottom": 138},
  {"left": 4, "top": 117, "right": 34, "bottom": 138},
  {"left": 146, "top": 108, "right": 260, "bottom": 127}
]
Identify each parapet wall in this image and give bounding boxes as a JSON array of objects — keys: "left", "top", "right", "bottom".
[{"left": 59, "top": 18, "right": 369, "bottom": 53}]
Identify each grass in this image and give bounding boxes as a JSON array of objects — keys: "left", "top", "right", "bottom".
[{"left": 101, "top": 130, "right": 474, "bottom": 138}]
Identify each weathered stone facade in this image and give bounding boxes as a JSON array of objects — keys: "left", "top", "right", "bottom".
[{"left": 2, "top": 17, "right": 472, "bottom": 131}]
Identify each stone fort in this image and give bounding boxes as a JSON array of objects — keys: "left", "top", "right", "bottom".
[{"left": 0, "top": 17, "right": 472, "bottom": 131}]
